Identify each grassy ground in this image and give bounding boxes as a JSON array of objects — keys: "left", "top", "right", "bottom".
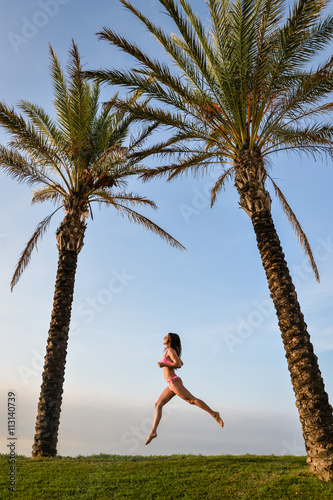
[{"left": 1, "top": 454, "right": 333, "bottom": 499}]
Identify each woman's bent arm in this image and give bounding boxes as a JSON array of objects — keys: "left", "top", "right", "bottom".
[
  {"left": 159, "top": 348, "right": 183, "bottom": 369},
  {"left": 158, "top": 361, "right": 181, "bottom": 368}
]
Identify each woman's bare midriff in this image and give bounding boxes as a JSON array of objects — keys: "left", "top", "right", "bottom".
[{"left": 162, "top": 366, "right": 178, "bottom": 382}]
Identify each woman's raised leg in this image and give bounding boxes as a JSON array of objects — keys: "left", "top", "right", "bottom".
[
  {"left": 145, "top": 386, "right": 175, "bottom": 445},
  {"left": 171, "top": 378, "right": 224, "bottom": 428}
]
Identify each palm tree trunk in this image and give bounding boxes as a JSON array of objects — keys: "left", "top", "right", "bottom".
[
  {"left": 234, "top": 149, "right": 333, "bottom": 481},
  {"left": 252, "top": 209, "right": 333, "bottom": 481},
  {"left": 32, "top": 215, "right": 86, "bottom": 457}
]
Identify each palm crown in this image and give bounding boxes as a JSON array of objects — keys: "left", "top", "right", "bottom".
[
  {"left": 0, "top": 40, "right": 184, "bottom": 290},
  {"left": 86, "top": 0, "right": 333, "bottom": 279}
]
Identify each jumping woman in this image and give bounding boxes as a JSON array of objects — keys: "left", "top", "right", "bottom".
[{"left": 145, "top": 333, "right": 224, "bottom": 445}]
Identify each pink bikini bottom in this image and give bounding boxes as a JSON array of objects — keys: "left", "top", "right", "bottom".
[{"left": 167, "top": 375, "right": 179, "bottom": 391}]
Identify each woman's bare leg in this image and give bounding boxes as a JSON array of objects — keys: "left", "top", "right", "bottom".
[
  {"left": 145, "top": 387, "right": 175, "bottom": 445},
  {"left": 171, "top": 378, "right": 224, "bottom": 428}
]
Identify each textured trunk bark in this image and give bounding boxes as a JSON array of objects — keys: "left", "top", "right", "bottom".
[
  {"left": 32, "top": 215, "right": 86, "bottom": 457},
  {"left": 234, "top": 148, "right": 333, "bottom": 481}
]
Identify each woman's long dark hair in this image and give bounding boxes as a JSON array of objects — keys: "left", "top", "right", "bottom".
[{"left": 167, "top": 332, "right": 182, "bottom": 357}]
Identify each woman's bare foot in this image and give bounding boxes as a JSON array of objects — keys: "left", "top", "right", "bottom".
[
  {"left": 145, "top": 432, "right": 157, "bottom": 445},
  {"left": 213, "top": 412, "right": 224, "bottom": 428}
]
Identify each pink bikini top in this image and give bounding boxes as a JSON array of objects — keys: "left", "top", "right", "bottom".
[{"left": 161, "top": 349, "right": 172, "bottom": 364}]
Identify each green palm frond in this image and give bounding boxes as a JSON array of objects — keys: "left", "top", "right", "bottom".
[
  {"left": 112, "top": 192, "right": 157, "bottom": 209},
  {"left": 108, "top": 162, "right": 146, "bottom": 179},
  {"left": 66, "top": 41, "right": 92, "bottom": 156},
  {"left": 102, "top": 96, "right": 239, "bottom": 158},
  {"left": 269, "top": 175, "right": 319, "bottom": 282},
  {"left": 210, "top": 166, "right": 235, "bottom": 207},
  {"left": 89, "top": 30, "right": 215, "bottom": 120},
  {"left": 91, "top": 190, "right": 157, "bottom": 210},
  {"left": 0, "top": 101, "right": 62, "bottom": 170},
  {"left": 250, "top": 0, "right": 285, "bottom": 108},
  {"left": 264, "top": 123, "right": 333, "bottom": 157},
  {"left": 274, "top": 0, "right": 333, "bottom": 74},
  {"left": 108, "top": 96, "right": 193, "bottom": 130},
  {"left": 130, "top": 140, "right": 205, "bottom": 167},
  {"left": 167, "top": 151, "right": 221, "bottom": 180},
  {"left": 10, "top": 209, "right": 61, "bottom": 291},
  {"left": 16, "top": 101, "right": 73, "bottom": 190},
  {"left": 110, "top": 202, "right": 185, "bottom": 251},
  {"left": 89, "top": 189, "right": 184, "bottom": 250},
  {"left": 92, "top": 90, "right": 147, "bottom": 166},
  {"left": 140, "top": 149, "right": 218, "bottom": 182},
  {"left": 49, "top": 45, "right": 71, "bottom": 141},
  {"left": 17, "top": 100, "right": 63, "bottom": 148},
  {"left": 31, "top": 186, "right": 66, "bottom": 205},
  {"left": 259, "top": 72, "right": 333, "bottom": 144},
  {"left": 127, "top": 122, "right": 160, "bottom": 153},
  {"left": 122, "top": 0, "right": 215, "bottom": 93},
  {"left": 0, "top": 145, "right": 56, "bottom": 188}
]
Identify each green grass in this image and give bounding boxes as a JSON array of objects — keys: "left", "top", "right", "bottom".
[{"left": 1, "top": 454, "right": 333, "bottom": 499}]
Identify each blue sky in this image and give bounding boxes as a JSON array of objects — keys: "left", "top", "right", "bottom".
[{"left": 1, "top": 0, "right": 333, "bottom": 458}]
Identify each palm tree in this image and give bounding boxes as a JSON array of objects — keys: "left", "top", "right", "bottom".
[
  {"left": 84, "top": 0, "right": 333, "bottom": 480},
  {"left": 0, "top": 41, "right": 184, "bottom": 457}
]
